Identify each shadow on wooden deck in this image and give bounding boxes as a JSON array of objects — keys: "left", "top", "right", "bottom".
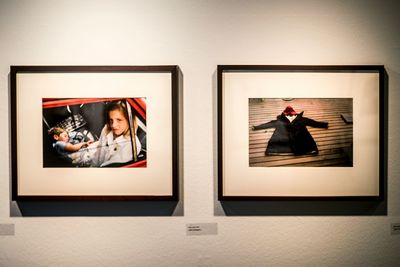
[{"left": 249, "top": 98, "right": 353, "bottom": 167}]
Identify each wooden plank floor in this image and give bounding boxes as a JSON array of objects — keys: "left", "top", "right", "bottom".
[{"left": 249, "top": 98, "right": 353, "bottom": 167}]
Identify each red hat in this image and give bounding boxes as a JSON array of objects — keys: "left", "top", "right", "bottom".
[{"left": 283, "top": 106, "right": 297, "bottom": 116}]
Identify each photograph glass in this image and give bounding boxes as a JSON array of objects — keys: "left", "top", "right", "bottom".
[
  {"left": 218, "top": 65, "right": 385, "bottom": 199},
  {"left": 11, "top": 66, "right": 180, "bottom": 200},
  {"left": 43, "top": 98, "right": 147, "bottom": 168},
  {"left": 249, "top": 98, "right": 353, "bottom": 167}
]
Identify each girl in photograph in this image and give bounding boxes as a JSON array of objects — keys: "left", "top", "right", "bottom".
[{"left": 91, "top": 101, "right": 142, "bottom": 167}]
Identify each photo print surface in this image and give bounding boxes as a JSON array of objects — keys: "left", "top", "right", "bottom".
[
  {"left": 249, "top": 98, "right": 353, "bottom": 167},
  {"left": 43, "top": 98, "right": 147, "bottom": 168}
]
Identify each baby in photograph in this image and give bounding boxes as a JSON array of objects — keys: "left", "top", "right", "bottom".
[
  {"left": 48, "top": 127, "right": 94, "bottom": 166},
  {"left": 48, "top": 100, "right": 142, "bottom": 167}
]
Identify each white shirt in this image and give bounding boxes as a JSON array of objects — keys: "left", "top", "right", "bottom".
[{"left": 91, "top": 125, "right": 141, "bottom": 167}]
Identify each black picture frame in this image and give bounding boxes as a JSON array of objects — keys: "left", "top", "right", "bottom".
[
  {"left": 218, "top": 65, "right": 387, "bottom": 201},
  {"left": 11, "top": 65, "right": 181, "bottom": 201}
]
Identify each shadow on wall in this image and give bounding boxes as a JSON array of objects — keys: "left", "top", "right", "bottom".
[
  {"left": 218, "top": 200, "right": 387, "bottom": 216},
  {"left": 11, "top": 201, "right": 182, "bottom": 217}
]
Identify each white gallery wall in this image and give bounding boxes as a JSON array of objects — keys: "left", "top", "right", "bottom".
[{"left": 0, "top": 0, "right": 399, "bottom": 266}]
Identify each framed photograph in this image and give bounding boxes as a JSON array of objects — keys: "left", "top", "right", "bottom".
[
  {"left": 11, "top": 66, "right": 181, "bottom": 201},
  {"left": 218, "top": 65, "right": 386, "bottom": 200}
]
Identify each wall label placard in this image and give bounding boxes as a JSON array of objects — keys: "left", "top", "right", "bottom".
[
  {"left": 391, "top": 223, "right": 400, "bottom": 235},
  {"left": 186, "top": 223, "right": 218, "bottom": 236},
  {"left": 0, "top": 224, "right": 15, "bottom": 236}
]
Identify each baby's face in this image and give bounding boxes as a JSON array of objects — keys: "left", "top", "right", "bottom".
[{"left": 57, "top": 131, "right": 69, "bottom": 142}]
